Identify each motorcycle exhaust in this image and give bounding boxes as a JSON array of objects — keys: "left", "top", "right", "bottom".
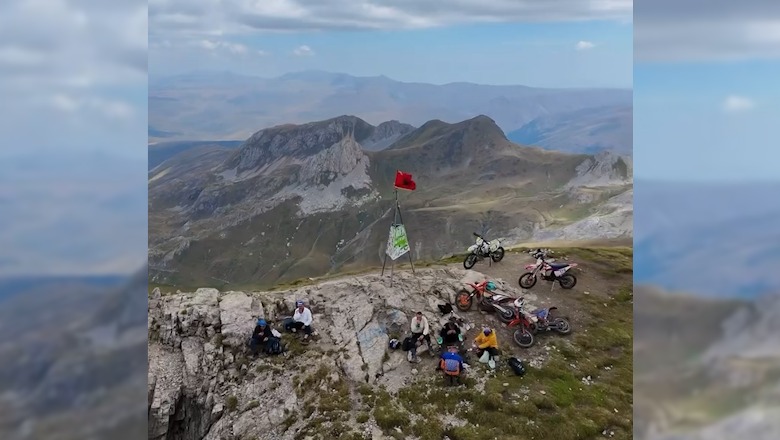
[{"left": 492, "top": 304, "right": 511, "bottom": 315}]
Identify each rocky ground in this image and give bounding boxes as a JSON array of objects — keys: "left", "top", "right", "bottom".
[{"left": 148, "top": 247, "right": 633, "bottom": 440}]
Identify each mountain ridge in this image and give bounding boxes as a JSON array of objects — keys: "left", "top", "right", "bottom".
[
  {"left": 149, "top": 70, "right": 632, "bottom": 153},
  {"left": 149, "top": 114, "right": 632, "bottom": 288}
]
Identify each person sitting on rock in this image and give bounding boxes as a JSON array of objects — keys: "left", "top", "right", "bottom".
[
  {"left": 474, "top": 327, "right": 499, "bottom": 361},
  {"left": 408, "top": 311, "right": 433, "bottom": 362},
  {"left": 291, "top": 300, "right": 314, "bottom": 342},
  {"left": 249, "top": 319, "right": 274, "bottom": 356},
  {"left": 437, "top": 344, "right": 465, "bottom": 385},
  {"left": 439, "top": 316, "right": 463, "bottom": 349}
]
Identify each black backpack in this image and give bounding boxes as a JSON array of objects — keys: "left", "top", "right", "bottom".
[
  {"left": 507, "top": 357, "right": 526, "bottom": 376},
  {"left": 401, "top": 336, "right": 414, "bottom": 352},
  {"left": 438, "top": 303, "right": 453, "bottom": 315},
  {"left": 265, "top": 337, "right": 283, "bottom": 355}
]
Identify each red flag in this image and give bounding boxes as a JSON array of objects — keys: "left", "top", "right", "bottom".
[{"left": 394, "top": 170, "right": 416, "bottom": 191}]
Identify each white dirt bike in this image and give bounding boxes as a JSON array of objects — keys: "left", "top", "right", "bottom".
[{"left": 463, "top": 232, "right": 505, "bottom": 269}]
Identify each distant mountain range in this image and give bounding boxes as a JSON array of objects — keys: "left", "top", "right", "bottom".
[
  {"left": 149, "top": 70, "right": 632, "bottom": 155},
  {"left": 634, "top": 180, "right": 780, "bottom": 298},
  {"left": 148, "top": 113, "right": 632, "bottom": 288},
  {"left": 506, "top": 105, "right": 632, "bottom": 155},
  {"left": 0, "top": 152, "right": 146, "bottom": 277}
]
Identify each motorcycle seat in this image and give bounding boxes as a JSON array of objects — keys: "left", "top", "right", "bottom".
[{"left": 548, "top": 262, "right": 569, "bottom": 270}]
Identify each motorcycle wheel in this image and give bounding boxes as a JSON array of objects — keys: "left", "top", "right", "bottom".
[
  {"left": 498, "top": 307, "right": 514, "bottom": 324},
  {"left": 463, "top": 254, "right": 477, "bottom": 269},
  {"left": 553, "top": 318, "right": 572, "bottom": 334},
  {"left": 455, "top": 290, "right": 473, "bottom": 311},
  {"left": 513, "top": 328, "right": 534, "bottom": 348},
  {"left": 491, "top": 247, "right": 505, "bottom": 262},
  {"left": 518, "top": 273, "right": 537, "bottom": 289},
  {"left": 559, "top": 274, "right": 577, "bottom": 289}
]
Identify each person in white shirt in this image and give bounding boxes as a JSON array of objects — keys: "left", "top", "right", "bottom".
[
  {"left": 409, "top": 311, "right": 433, "bottom": 362},
  {"left": 291, "top": 300, "right": 314, "bottom": 340}
]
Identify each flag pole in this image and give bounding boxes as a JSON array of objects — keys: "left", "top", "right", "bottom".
[
  {"left": 394, "top": 188, "right": 415, "bottom": 274},
  {"left": 381, "top": 187, "right": 399, "bottom": 277}
]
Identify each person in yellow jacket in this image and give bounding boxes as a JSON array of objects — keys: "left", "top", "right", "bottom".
[{"left": 474, "top": 327, "right": 499, "bottom": 361}]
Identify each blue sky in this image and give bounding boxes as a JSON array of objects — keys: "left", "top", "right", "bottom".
[
  {"left": 150, "top": 21, "right": 632, "bottom": 88},
  {"left": 635, "top": 60, "right": 780, "bottom": 181},
  {"left": 149, "top": 1, "right": 632, "bottom": 88},
  {"left": 633, "top": 0, "right": 780, "bottom": 181}
]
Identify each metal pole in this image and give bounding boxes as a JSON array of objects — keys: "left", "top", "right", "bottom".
[{"left": 394, "top": 189, "right": 415, "bottom": 274}]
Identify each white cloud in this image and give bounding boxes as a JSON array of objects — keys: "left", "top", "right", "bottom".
[
  {"left": 49, "top": 94, "right": 135, "bottom": 120},
  {"left": 0, "top": 0, "right": 147, "bottom": 154},
  {"left": 635, "top": 0, "right": 780, "bottom": 62},
  {"left": 149, "top": 0, "right": 631, "bottom": 56},
  {"left": 722, "top": 95, "right": 755, "bottom": 113},
  {"left": 293, "top": 45, "right": 314, "bottom": 56},
  {"left": 576, "top": 40, "right": 595, "bottom": 50},
  {"left": 199, "top": 39, "right": 249, "bottom": 54}
]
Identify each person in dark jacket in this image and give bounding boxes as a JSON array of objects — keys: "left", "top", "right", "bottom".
[
  {"left": 249, "top": 319, "right": 274, "bottom": 356},
  {"left": 439, "top": 316, "right": 463, "bottom": 346}
]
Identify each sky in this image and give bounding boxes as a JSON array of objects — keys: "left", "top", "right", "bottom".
[
  {"left": 0, "top": 0, "right": 147, "bottom": 276},
  {"left": 0, "top": 0, "right": 147, "bottom": 160},
  {"left": 634, "top": 0, "right": 780, "bottom": 181},
  {"left": 149, "top": 0, "right": 633, "bottom": 88}
]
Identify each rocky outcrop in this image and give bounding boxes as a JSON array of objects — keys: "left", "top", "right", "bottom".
[
  {"left": 148, "top": 268, "right": 537, "bottom": 440},
  {"left": 566, "top": 151, "right": 632, "bottom": 189}
]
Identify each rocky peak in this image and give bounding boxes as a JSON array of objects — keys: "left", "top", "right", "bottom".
[
  {"left": 566, "top": 151, "right": 633, "bottom": 188},
  {"left": 147, "top": 268, "right": 539, "bottom": 440},
  {"left": 221, "top": 115, "right": 375, "bottom": 173},
  {"left": 374, "top": 120, "right": 415, "bottom": 138},
  {"left": 360, "top": 120, "right": 416, "bottom": 151}
]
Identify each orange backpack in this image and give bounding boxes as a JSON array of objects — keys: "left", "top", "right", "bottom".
[{"left": 440, "top": 358, "right": 461, "bottom": 376}]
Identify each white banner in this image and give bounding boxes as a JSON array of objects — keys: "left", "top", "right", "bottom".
[{"left": 385, "top": 224, "right": 410, "bottom": 260}]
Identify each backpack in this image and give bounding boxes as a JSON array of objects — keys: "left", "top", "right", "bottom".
[
  {"left": 440, "top": 358, "right": 461, "bottom": 376},
  {"left": 507, "top": 357, "right": 526, "bottom": 376},
  {"left": 401, "top": 336, "right": 414, "bottom": 352},
  {"left": 438, "top": 303, "right": 453, "bottom": 315},
  {"left": 282, "top": 317, "right": 295, "bottom": 332},
  {"left": 265, "top": 337, "right": 283, "bottom": 355}
]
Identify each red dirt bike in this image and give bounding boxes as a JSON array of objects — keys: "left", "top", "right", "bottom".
[
  {"left": 507, "top": 298, "right": 572, "bottom": 348},
  {"left": 515, "top": 297, "right": 572, "bottom": 335},
  {"left": 518, "top": 249, "right": 578, "bottom": 290},
  {"left": 455, "top": 280, "right": 517, "bottom": 323},
  {"left": 506, "top": 298, "right": 535, "bottom": 348}
]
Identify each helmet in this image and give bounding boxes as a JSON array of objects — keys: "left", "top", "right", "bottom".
[
  {"left": 257, "top": 319, "right": 266, "bottom": 326},
  {"left": 486, "top": 281, "right": 497, "bottom": 291},
  {"left": 483, "top": 327, "right": 492, "bottom": 335},
  {"left": 296, "top": 300, "right": 305, "bottom": 307}
]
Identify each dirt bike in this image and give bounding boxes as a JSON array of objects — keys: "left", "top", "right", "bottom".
[
  {"left": 514, "top": 297, "right": 572, "bottom": 335},
  {"left": 455, "top": 280, "right": 517, "bottom": 323},
  {"left": 518, "top": 248, "right": 578, "bottom": 290},
  {"left": 506, "top": 298, "right": 535, "bottom": 348},
  {"left": 463, "top": 232, "right": 505, "bottom": 269}
]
